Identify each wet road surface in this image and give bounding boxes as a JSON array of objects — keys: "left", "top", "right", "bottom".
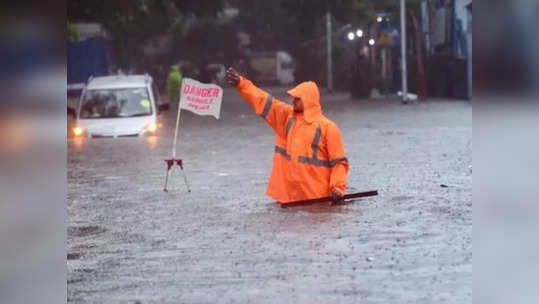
[{"left": 68, "top": 88, "right": 472, "bottom": 303}]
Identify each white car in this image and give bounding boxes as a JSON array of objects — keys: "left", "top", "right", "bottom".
[
  {"left": 206, "top": 63, "right": 226, "bottom": 84},
  {"left": 71, "top": 74, "right": 168, "bottom": 138}
]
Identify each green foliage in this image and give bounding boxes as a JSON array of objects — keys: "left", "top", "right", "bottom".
[
  {"left": 67, "top": 21, "right": 79, "bottom": 42},
  {"left": 372, "top": 0, "right": 423, "bottom": 24},
  {"left": 182, "top": 20, "right": 239, "bottom": 67},
  {"left": 67, "top": 0, "right": 224, "bottom": 69},
  {"left": 231, "top": 0, "right": 374, "bottom": 83},
  {"left": 167, "top": 65, "right": 183, "bottom": 103},
  {"left": 170, "top": 0, "right": 223, "bottom": 17}
]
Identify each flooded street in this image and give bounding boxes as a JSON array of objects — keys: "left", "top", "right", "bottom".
[{"left": 68, "top": 88, "right": 472, "bottom": 303}]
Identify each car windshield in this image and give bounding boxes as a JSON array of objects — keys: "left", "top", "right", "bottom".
[{"left": 80, "top": 87, "right": 152, "bottom": 119}]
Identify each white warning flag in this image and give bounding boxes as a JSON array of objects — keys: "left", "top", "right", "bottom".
[{"left": 179, "top": 78, "right": 223, "bottom": 119}]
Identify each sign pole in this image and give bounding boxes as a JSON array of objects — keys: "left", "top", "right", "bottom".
[
  {"left": 163, "top": 90, "right": 191, "bottom": 193},
  {"left": 171, "top": 100, "right": 182, "bottom": 158}
]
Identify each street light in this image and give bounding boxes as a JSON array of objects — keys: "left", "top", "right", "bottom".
[
  {"left": 347, "top": 32, "right": 355, "bottom": 41},
  {"left": 369, "top": 38, "right": 375, "bottom": 46},
  {"left": 356, "top": 29, "right": 363, "bottom": 38}
]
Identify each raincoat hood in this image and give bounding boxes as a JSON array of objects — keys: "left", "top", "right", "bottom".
[{"left": 287, "top": 81, "right": 322, "bottom": 123}]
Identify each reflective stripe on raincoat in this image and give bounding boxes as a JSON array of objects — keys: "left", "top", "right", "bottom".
[{"left": 237, "top": 76, "right": 349, "bottom": 203}]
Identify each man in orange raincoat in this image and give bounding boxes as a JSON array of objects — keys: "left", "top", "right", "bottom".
[{"left": 226, "top": 68, "right": 349, "bottom": 204}]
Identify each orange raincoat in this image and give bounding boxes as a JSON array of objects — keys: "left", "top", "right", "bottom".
[{"left": 237, "top": 76, "right": 349, "bottom": 203}]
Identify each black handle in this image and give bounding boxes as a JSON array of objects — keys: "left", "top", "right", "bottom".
[{"left": 280, "top": 190, "right": 378, "bottom": 208}]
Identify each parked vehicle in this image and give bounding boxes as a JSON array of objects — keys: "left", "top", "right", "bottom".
[
  {"left": 249, "top": 51, "right": 295, "bottom": 85},
  {"left": 206, "top": 63, "right": 226, "bottom": 84},
  {"left": 68, "top": 23, "right": 111, "bottom": 108},
  {"left": 69, "top": 74, "right": 169, "bottom": 138},
  {"left": 67, "top": 37, "right": 109, "bottom": 93}
]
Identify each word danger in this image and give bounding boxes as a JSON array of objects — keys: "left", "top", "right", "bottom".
[{"left": 183, "top": 85, "right": 220, "bottom": 98}]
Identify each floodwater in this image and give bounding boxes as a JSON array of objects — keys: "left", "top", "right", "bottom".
[{"left": 68, "top": 88, "right": 472, "bottom": 303}]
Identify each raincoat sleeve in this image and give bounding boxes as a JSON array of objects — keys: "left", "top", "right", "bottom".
[
  {"left": 237, "top": 76, "right": 292, "bottom": 137},
  {"left": 326, "top": 122, "right": 349, "bottom": 195}
]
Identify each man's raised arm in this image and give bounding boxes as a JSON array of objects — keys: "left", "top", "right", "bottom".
[{"left": 226, "top": 67, "right": 292, "bottom": 137}]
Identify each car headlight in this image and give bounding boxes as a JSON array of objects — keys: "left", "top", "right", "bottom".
[
  {"left": 145, "top": 122, "right": 158, "bottom": 133},
  {"left": 73, "top": 126, "right": 84, "bottom": 136}
]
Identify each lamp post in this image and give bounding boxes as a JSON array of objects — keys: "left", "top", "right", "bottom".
[
  {"left": 326, "top": 11, "right": 333, "bottom": 92},
  {"left": 400, "top": 0, "right": 408, "bottom": 104}
]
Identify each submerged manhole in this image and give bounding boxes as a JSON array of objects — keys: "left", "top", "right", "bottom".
[
  {"left": 67, "top": 252, "right": 81, "bottom": 260},
  {"left": 68, "top": 225, "right": 106, "bottom": 238}
]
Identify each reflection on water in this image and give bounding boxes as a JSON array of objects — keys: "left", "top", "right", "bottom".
[
  {"left": 280, "top": 202, "right": 348, "bottom": 214},
  {"left": 266, "top": 201, "right": 353, "bottom": 234},
  {"left": 146, "top": 135, "right": 158, "bottom": 149},
  {"left": 68, "top": 135, "right": 160, "bottom": 151},
  {"left": 70, "top": 137, "right": 85, "bottom": 151}
]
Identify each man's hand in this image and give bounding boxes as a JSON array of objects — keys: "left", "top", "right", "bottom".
[
  {"left": 226, "top": 67, "right": 240, "bottom": 87},
  {"left": 331, "top": 189, "right": 344, "bottom": 204}
]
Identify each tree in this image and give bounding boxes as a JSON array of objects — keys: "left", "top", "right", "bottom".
[
  {"left": 67, "top": 21, "right": 79, "bottom": 42},
  {"left": 67, "top": 0, "right": 224, "bottom": 70},
  {"left": 181, "top": 19, "right": 239, "bottom": 68},
  {"left": 230, "top": 0, "right": 373, "bottom": 84}
]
